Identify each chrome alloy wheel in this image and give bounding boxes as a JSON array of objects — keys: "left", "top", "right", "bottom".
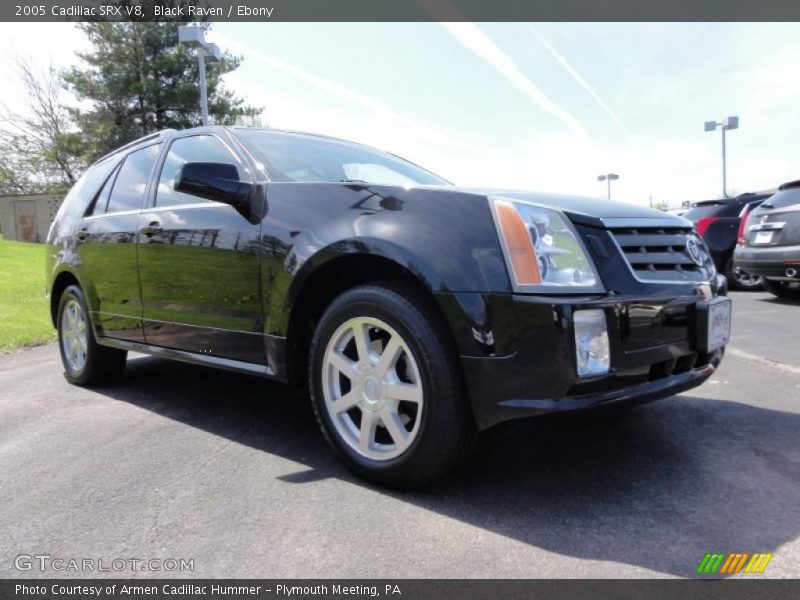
[
  {"left": 61, "top": 299, "right": 89, "bottom": 373},
  {"left": 321, "top": 316, "right": 424, "bottom": 461}
]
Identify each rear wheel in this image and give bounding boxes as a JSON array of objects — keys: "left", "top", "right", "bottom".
[
  {"left": 309, "top": 283, "right": 476, "bottom": 487},
  {"left": 725, "top": 258, "right": 763, "bottom": 291},
  {"left": 763, "top": 278, "right": 800, "bottom": 299},
  {"left": 57, "top": 285, "right": 127, "bottom": 385}
]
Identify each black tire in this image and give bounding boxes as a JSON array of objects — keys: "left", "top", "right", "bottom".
[
  {"left": 57, "top": 285, "right": 127, "bottom": 386},
  {"left": 763, "top": 278, "right": 800, "bottom": 300},
  {"left": 308, "top": 282, "right": 476, "bottom": 487},
  {"left": 724, "top": 258, "right": 763, "bottom": 291}
]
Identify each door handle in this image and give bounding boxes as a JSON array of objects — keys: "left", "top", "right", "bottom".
[
  {"left": 75, "top": 229, "right": 89, "bottom": 242},
  {"left": 139, "top": 221, "right": 163, "bottom": 237}
]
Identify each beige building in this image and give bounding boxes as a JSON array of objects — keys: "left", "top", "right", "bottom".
[{"left": 0, "top": 194, "right": 63, "bottom": 243}]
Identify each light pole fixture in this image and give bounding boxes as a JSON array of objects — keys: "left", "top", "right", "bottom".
[
  {"left": 597, "top": 173, "right": 619, "bottom": 199},
  {"left": 178, "top": 25, "right": 222, "bottom": 126},
  {"left": 704, "top": 116, "right": 739, "bottom": 198}
]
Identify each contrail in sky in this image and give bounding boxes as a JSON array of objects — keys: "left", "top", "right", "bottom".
[
  {"left": 528, "top": 24, "right": 633, "bottom": 140},
  {"left": 440, "top": 22, "right": 592, "bottom": 143},
  {"left": 212, "top": 33, "right": 468, "bottom": 149}
]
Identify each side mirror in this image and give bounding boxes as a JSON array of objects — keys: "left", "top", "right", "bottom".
[{"left": 175, "top": 162, "right": 252, "bottom": 212}]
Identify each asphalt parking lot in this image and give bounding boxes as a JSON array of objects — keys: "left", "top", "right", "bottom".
[{"left": 1, "top": 290, "right": 798, "bottom": 579}]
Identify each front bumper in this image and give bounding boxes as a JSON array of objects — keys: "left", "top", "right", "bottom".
[
  {"left": 436, "top": 288, "right": 725, "bottom": 431},
  {"left": 734, "top": 244, "right": 800, "bottom": 279}
]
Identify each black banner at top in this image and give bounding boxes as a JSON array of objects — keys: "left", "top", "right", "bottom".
[{"left": 5, "top": 0, "right": 800, "bottom": 22}]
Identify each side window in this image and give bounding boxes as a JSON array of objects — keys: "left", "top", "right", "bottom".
[
  {"left": 156, "top": 135, "right": 242, "bottom": 208},
  {"left": 56, "top": 159, "right": 117, "bottom": 226},
  {"left": 105, "top": 144, "right": 162, "bottom": 214},
  {"left": 87, "top": 163, "right": 120, "bottom": 216}
]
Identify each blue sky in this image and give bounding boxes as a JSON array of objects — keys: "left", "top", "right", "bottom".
[{"left": 4, "top": 22, "right": 800, "bottom": 206}]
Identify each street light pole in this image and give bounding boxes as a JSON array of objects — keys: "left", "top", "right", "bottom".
[
  {"left": 704, "top": 116, "right": 738, "bottom": 198},
  {"left": 197, "top": 50, "right": 209, "bottom": 126},
  {"left": 178, "top": 25, "right": 222, "bottom": 126},
  {"left": 597, "top": 173, "right": 619, "bottom": 200}
]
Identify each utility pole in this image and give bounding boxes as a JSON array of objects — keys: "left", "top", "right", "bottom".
[
  {"left": 704, "top": 116, "right": 739, "bottom": 198},
  {"left": 178, "top": 26, "right": 222, "bottom": 126},
  {"left": 597, "top": 173, "right": 619, "bottom": 200}
]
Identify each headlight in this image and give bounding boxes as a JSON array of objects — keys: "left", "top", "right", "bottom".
[{"left": 489, "top": 197, "right": 603, "bottom": 292}]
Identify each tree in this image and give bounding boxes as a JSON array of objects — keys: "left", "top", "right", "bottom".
[
  {"left": 64, "top": 17, "right": 260, "bottom": 161},
  {"left": 0, "top": 58, "right": 84, "bottom": 194}
]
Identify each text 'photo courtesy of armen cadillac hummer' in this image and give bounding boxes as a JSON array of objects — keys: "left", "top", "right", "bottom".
[{"left": 46, "top": 126, "right": 731, "bottom": 486}]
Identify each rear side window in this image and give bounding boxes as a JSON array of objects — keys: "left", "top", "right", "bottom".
[
  {"left": 684, "top": 202, "right": 740, "bottom": 220},
  {"left": 105, "top": 144, "right": 162, "bottom": 214},
  {"left": 762, "top": 189, "right": 800, "bottom": 210},
  {"left": 56, "top": 159, "right": 118, "bottom": 227}
]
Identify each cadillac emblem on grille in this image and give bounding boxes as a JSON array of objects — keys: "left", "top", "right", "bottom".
[{"left": 685, "top": 236, "right": 706, "bottom": 267}]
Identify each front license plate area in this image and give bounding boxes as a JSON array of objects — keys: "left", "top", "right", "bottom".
[{"left": 695, "top": 297, "right": 732, "bottom": 352}]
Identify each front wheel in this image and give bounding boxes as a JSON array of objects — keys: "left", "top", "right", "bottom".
[
  {"left": 57, "top": 285, "right": 127, "bottom": 385},
  {"left": 308, "top": 283, "right": 476, "bottom": 487},
  {"left": 763, "top": 278, "right": 800, "bottom": 299}
]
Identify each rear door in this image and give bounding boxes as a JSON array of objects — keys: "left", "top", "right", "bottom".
[
  {"left": 77, "top": 143, "right": 162, "bottom": 342},
  {"left": 137, "top": 133, "right": 264, "bottom": 364}
]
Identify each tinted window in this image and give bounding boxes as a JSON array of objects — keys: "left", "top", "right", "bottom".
[
  {"left": 87, "top": 163, "right": 120, "bottom": 216},
  {"left": 234, "top": 129, "right": 449, "bottom": 186},
  {"left": 761, "top": 189, "right": 800, "bottom": 210},
  {"left": 56, "top": 159, "right": 119, "bottom": 227},
  {"left": 105, "top": 144, "right": 161, "bottom": 214},
  {"left": 684, "top": 201, "right": 740, "bottom": 220},
  {"left": 156, "top": 135, "right": 242, "bottom": 207}
]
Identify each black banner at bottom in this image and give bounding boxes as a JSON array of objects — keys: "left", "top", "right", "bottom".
[{"left": 2, "top": 579, "right": 799, "bottom": 600}]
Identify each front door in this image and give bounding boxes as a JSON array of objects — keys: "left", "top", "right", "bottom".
[{"left": 137, "top": 133, "right": 264, "bottom": 365}]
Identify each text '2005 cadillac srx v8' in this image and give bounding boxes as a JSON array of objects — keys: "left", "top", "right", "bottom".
[{"left": 46, "top": 127, "right": 730, "bottom": 486}]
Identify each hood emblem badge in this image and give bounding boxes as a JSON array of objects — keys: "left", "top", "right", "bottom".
[{"left": 685, "top": 237, "right": 706, "bottom": 267}]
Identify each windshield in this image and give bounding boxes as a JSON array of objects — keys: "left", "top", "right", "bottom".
[{"left": 234, "top": 129, "right": 450, "bottom": 186}]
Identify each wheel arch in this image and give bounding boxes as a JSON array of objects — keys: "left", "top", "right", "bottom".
[
  {"left": 49, "top": 269, "right": 82, "bottom": 327},
  {"left": 283, "top": 244, "right": 455, "bottom": 387}
]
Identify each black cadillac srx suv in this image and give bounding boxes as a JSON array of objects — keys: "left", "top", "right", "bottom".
[{"left": 47, "top": 126, "right": 730, "bottom": 486}]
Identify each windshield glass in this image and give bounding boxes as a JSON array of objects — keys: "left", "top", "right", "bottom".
[{"left": 234, "top": 129, "right": 450, "bottom": 186}]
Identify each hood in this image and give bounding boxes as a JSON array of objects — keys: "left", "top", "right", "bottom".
[{"left": 431, "top": 186, "right": 691, "bottom": 229}]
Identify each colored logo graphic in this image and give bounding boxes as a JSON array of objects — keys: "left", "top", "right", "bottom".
[{"left": 697, "top": 552, "right": 773, "bottom": 575}]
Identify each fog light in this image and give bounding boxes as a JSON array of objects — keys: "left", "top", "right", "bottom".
[{"left": 574, "top": 309, "right": 610, "bottom": 378}]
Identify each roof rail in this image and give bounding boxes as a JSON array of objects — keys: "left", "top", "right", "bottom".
[
  {"left": 94, "top": 129, "right": 177, "bottom": 165},
  {"left": 778, "top": 179, "right": 800, "bottom": 191}
]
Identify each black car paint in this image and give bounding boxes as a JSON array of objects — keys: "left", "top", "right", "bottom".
[
  {"left": 47, "top": 126, "right": 726, "bottom": 430},
  {"left": 684, "top": 194, "right": 769, "bottom": 273}
]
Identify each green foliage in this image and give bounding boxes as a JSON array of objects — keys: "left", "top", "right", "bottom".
[
  {"left": 0, "top": 238, "right": 56, "bottom": 353},
  {"left": 0, "top": 61, "right": 84, "bottom": 194},
  {"left": 64, "top": 16, "right": 260, "bottom": 161}
]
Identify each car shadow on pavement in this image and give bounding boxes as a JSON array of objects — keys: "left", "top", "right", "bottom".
[
  {"left": 101, "top": 354, "right": 800, "bottom": 578},
  {"left": 758, "top": 295, "right": 800, "bottom": 306}
]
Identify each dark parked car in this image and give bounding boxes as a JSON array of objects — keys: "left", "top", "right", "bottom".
[
  {"left": 734, "top": 180, "right": 800, "bottom": 299},
  {"left": 46, "top": 126, "right": 730, "bottom": 486},
  {"left": 683, "top": 193, "right": 770, "bottom": 290}
]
